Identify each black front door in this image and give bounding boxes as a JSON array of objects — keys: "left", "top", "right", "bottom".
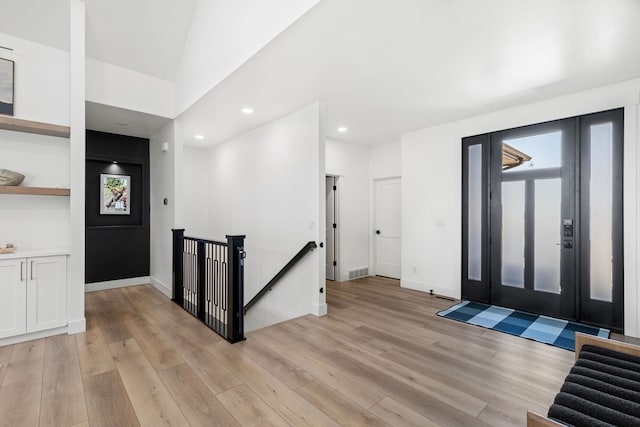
[
  {"left": 489, "top": 119, "right": 577, "bottom": 319},
  {"left": 462, "top": 108, "right": 624, "bottom": 332}
]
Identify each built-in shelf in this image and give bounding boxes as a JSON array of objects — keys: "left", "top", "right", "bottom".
[
  {"left": 0, "top": 116, "right": 70, "bottom": 138},
  {"left": 0, "top": 186, "right": 70, "bottom": 196}
]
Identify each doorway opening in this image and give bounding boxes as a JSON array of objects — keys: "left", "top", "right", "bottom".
[
  {"left": 326, "top": 176, "right": 338, "bottom": 281},
  {"left": 462, "top": 108, "right": 624, "bottom": 332}
]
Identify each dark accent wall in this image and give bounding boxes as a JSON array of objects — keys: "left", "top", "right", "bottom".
[{"left": 86, "top": 130, "right": 150, "bottom": 283}]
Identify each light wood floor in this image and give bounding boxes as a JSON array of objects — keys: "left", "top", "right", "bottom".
[{"left": 0, "top": 276, "right": 580, "bottom": 427}]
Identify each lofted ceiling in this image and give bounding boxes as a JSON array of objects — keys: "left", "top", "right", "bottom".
[
  {"left": 181, "top": 0, "right": 640, "bottom": 146},
  {"left": 2, "top": 0, "right": 640, "bottom": 147},
  {"left": 0, "top": 0, "right": 196, "bottom": 80},
  {"left": 0, "top": 0, "right": 70, "bottom": 51},
  {"left": 85, "top": 0, "right": 197, "bottom": 80}
]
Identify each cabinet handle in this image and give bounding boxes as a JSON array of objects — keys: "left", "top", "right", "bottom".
[
  {"left": 30, "top": 260, "right": 34, "bottom": 280},
  {"left": 20, "top": 261, "right": 24, "bottom": 281}
]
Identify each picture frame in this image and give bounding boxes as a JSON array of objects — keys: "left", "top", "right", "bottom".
[
  {"left": 100, "top": 173, "right": 130, "bottom": 215},
  {"left": 0, "top": 57, "right": 14, "bottom": 116}
]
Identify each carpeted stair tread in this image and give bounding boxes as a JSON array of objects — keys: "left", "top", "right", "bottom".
[
  {"left": 574, "top": 358, "right": 640, "bottom": 384},
  {"left": 552, "top": 392, "right": 640, "bottom": 426},
  {"left": 564, "top": 373, "right": 640, "bottom": 404},
  {"left": 548, "top": 404, "right": 616, "bottom": 427},
  {"left": 559, "top": 381, "right": 640, "bottom": 418},
  {"left": 579, "top": 345, "right": 640, "bottom": 371},
  {"left": 570, "top": 366, "right": 640, "bottom": 394}
]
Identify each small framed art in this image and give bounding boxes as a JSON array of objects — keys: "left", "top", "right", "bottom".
[{"left": 100, "top": 173, "right": 130, "bottom": 215}]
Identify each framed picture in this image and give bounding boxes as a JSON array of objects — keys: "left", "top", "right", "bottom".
[
  {"left": 100, "top": 174, "right": 130, "bottom": 215},
  {"left": 0, "top": 57, "right": 14, "bottom": 116}
]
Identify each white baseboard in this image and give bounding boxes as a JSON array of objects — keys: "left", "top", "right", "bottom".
[
  {"left": 0, "top": 326, "right": 68, "bottom": 346},
  {"left": 67, "top": 318, "right": 86, "bottom": 335},
  {"left": 85, "top": 276, "right": 151, "bottom": 292},
  {"left": 311, "top": 302, "right": 328, "bottom": 316},
  {"left": 150, "top": 277, "right": 172, "bottom": 298},
  {"left": 401, "top": 279, "right": 460, "bottom": 300}
]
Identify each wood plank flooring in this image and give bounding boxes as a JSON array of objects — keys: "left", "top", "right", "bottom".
[{"left": 0, "top": 276, "right": 582, "bottom": 426}]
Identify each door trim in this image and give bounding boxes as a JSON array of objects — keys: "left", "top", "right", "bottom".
[{"left": 326, "top": 175, "right": 340, "bottom": 281}]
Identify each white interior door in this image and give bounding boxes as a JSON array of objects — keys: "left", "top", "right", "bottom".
[
  {"left": 326, "top": 176, "right": 336, "bottom": 280},
  {"left": 375, "top": 177, "right": 401, "bottom": 279}
]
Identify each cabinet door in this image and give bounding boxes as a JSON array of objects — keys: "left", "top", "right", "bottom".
[
  {"left": 26, "top": 256, "right": 67, "bottom": 333},
  {"left": 0, "top": 259, "right": 27, "bottom": 338}
]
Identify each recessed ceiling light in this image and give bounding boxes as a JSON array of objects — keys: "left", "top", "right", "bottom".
[
  {"left": 112, "top": 161, "right": 118, "bottom": 164},
  {"left": 242, "top": 107, "right": 254, "bottom": 114},
  {"left": 195, "top": 134, "right": 204, "bottom": 140},
  {"left": 337, "top": 126, "right": 348, "bottom": 133}
]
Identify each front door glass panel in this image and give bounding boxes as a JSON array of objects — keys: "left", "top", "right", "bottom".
[
  {"left": 589, "top": 123, "right": 613, "bottom": 302},
  {"left": 534, "top": 178, "right": 561, "bottom": 294},
  {"left": 468, "top": 144, "right": 483, "bottom": 281},
  {"left": 501, "top": 180, "right": 525, "bottom": 288}
]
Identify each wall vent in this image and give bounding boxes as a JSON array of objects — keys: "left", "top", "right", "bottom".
[{"left": 348, "top": 267, "right": 369, "bottom": 280}]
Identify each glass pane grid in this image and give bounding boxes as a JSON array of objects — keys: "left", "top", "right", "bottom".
[{"left": 503, "top": 131, "right": 562, "bottom": 173}]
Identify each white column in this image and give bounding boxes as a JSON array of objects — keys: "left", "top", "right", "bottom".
[
  {"left": 313, "top": 101, "right": 328, "bottom": 316},
  {"left": 67, "top": 0, "right": 86, "bottom": 334}
]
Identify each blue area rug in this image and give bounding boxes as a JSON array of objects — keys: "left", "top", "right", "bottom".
[{"left": 437, "top": 301, "right": 610, "bottom": 351}]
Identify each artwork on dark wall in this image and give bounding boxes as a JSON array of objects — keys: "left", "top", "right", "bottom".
[
  {"left": 0, "top": 57, "right": 14, "bottom": 116},
  {"left": 100, "top": 173, "right": 130, "bottom": 215}
]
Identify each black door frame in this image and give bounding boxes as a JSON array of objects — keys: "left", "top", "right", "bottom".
[{"left": 461, "top": 108, "right": 624, "bottom": 332}]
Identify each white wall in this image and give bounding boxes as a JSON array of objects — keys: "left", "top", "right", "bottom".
[
  {"left": 401, "top": 77, "right": 640, "bottom": 337},
  {"left": 0, "top": 132, "right": 70, "bottom": 251},
  {"left": 203, "top": 103, "right": 325, "bottom": 331},
  {"left": 86, "top": 58, "right": 174, "bottom": 118},
  {"left": 0, "top": 32, "right": 69, "bottom": 125},
  {"left": 326, "top": 138, "right": 370, "bottom": 281},
  {"left": 149, "top": 120, "right": 181, "bottom": 297},
  {"left": 182, "top": 145, "right": 209, "bottom": 238},
  {"left": 175, "top": 0, "right": 320, "bottom": 113},
  {"left": 370, "top": 140, "right": 401, "bottom": 179},
  {"left": 0, "top": 36, "right": 71, "bottom": 257}
]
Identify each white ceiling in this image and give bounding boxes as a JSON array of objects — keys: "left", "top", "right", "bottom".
[
  {"left": 0, "top": 0, "right": 70, "bottom": 51},
  {"left": 0, "top": 0, "right": 196, "bottom": 81},
  {"left": 181, "top": 0, "right": 640, "bottom": 146},
  {"left": 0, "top": 0, "right": 196, "bottom": 80},
  {"left": 85, "top": 0, "right": 197, "bottom": 80},
  {"left": 85, "top": 102, "right": 171, "bottom": 139}
]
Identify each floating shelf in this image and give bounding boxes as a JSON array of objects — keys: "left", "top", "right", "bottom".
[
  {"left": 0, "top": 116, "right": 70, "bottom": 138},
  {"left": 0, "top": 186, "right": 70, "bottom": 196}
]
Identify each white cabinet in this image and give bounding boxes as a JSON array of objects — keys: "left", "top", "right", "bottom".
[
  {"left": 0, "top": 255, "right": 67, "bottom": 339},
  {"left": 27, "top": 256, "right": 68, "bottom": 332},
  {"left": 0, "top": 259, "right": 26, "bottom": 338}
]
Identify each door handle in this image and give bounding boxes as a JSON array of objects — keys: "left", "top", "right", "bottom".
[
  {"left": 376, "top": 230, "right": 381, "bottom": 235},
  {"left": 30, "top": 260, "right": 34, "bottom": 280},
  {"left": 20, "top": 261, "right": 24, "bottom": 281}
]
